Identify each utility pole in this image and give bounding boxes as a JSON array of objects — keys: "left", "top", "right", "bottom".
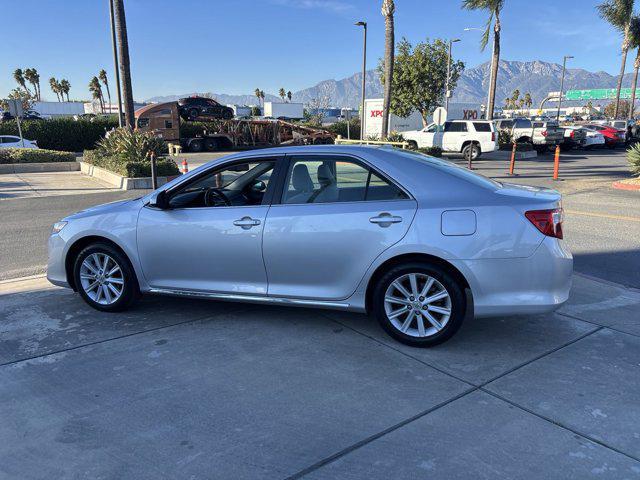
[
  {"left": 445, "top": 38, "right": 460, "bottom": 112},
  {"left": 556, "top": 55, "right": 574, "bottom": 121},
  {"left": 109, "top": 0, "right": 124, "bottom": 127},
  {"left": 355, "top": 21, "right": 367, "bottom": 140}
]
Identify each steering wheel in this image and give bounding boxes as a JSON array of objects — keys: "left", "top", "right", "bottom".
[{"left": 204, "top": 187, "right": 231, "bottom": 207}]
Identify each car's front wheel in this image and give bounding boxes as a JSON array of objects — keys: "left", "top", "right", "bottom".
[
  {"left": 73, "top": 243, "right": 140, "bottom": 312},
  {"left": 373, "top": 263, "right": 466, "bottom": 347}
]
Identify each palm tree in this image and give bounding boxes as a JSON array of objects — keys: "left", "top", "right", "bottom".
[
  {"left": 381, "top": 0, "right": 395, "bottom": 139},
  {"left": 98, "top": 69, "right": 112, "bottom": 112},
  {"left": 279, "top": 88, "right": 286, "bottom": 102},
  {"left": 524, "top": 92, "right": 532, "bottom": 109},
  {"left": 287, "top": 91, "right": 292, "bottom": 102},
  {"left": 49, "top": 77, "right": 61, "bottom": 101},
  {"left": 260, "top": 90, "right": 265, "bottom": 107},
  {"left": 598, "top": 0, "right": 635, "bottom": 119},
  {"left": 24, "top": 68, "right": 41, "bottom": 101},
  {"left": 113, "top": 0, "right": 135, "bottom": 127},
  {"left": 511, "top": 89, "right": 520, "bottom": 107},
  {"left": 60, "top": 79, "right": 71, "bottom": 102},
  {"left": 462, "top": 0, "right": 504, "bottom": 120},
  {"left": 628, "top": 15, "right": 640, "bottom": 118},
  {"left": 13, "top": 68, "right": 31, "bottom": 95},
  {"left": 255, "top": 88, "right": 262, "bottom": 108},
  {"left": 89, "top": 76, "right": 105, "bottom": 113},
  {"left": 504, "top": 97, "right": 512, "bottom": 110}
]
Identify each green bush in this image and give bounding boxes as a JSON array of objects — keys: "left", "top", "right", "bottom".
[
  {"left": 96, "top": 127, "right": 166, "bottom": 162},
  {"left": 83, "top": 149, "right": 179, "bottom": 178},
  {"left": 417, "top": 146, "right": 443, "bottom": 157},
  {"left": 498, "top": 129, "right": 513, "bottom": 148},
  {"left": 0, "top": 117, "right": 118, "bottom": 151},
  {"left": 0, "top": 148, "right": 75, "bottom": 164},
  {"left": 324, "top": 119, "right": 361, "bottom": 140},
  {"left": 626, "top": 143, "right": 640, "bottom": 176}
]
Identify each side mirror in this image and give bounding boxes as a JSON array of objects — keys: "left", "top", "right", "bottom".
[
  {"left": 150, "top": 190, "right": 170, "bottom": 209},
  {"left": 251, "top": 180, "right": 267, "bottom": 194}
]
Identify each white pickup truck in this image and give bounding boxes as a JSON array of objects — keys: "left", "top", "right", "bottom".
[{"left": 402, "top": 120, "right": 498, "bottom": 159}]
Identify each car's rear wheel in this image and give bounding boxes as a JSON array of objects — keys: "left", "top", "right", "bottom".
[
  {"left": 462, "top": 143, "right": 480, "bottom": 160},
  {"left": 204, "top": 138, "right": 219, "bottom": 151},
  {"left": 189, "top": 139, "right": 204, "bottom": 152},
  {"left": 73, "top": 243, "right": 140, "bottom": 312},
  {"left": 373, "top": 263, "right": 466, "bottom": 347}
]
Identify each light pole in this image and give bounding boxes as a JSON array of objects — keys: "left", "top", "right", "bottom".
[
  {"left": 109, "top": 0, "right": 124, "bottom": 127},
  {"left": 445, "top": 38, "right": 461, "bottom": 111},
  {"left": 355, "top": 21, "right": 367, "bottom": 140},
  {"left": 557, "top": 55, "right": 573, "bottom": 121}
]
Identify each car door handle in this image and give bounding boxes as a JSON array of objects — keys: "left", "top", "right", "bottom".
[
  {"left": 369, "top": 213, "right": 402, "bottom": 227},
  {"left": 233, "top": 216, "right": 261, "bottom": 229}
]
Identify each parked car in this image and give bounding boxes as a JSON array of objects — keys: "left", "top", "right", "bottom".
[
  {"left": 0, "top": 135, "right": 38, "bottom": 149},
  {"left": 0, "top": 110, "right": 43, "bottom": 122},
  {"left": 559, "top": 126, "right": 587, "bottom": 151},
  {"left": 564, "top": 126, "right": 605, "bottom": 149},
  {"left": 585, "top": 124, "right": 626, "bottom": 148},
  {"left": 402, "top": 120, "right": 498, "bottom": 159},
  {"left": 503, "top": 118, "right": 564, "bottom": 153},
  {"left": 178, "top": 96, "right": 234, "bottom": 121},
  {"left": 47, "top": 146, "right": 572, "bottom": 348}
]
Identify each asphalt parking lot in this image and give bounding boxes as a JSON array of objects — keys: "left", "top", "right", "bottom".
[{"left": 1, "top": 147, "right": 639, "bottom": 478}]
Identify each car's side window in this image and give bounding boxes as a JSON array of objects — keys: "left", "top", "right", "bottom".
[
  {"left": 168, "top": 160, "right": 275, "bottom": 209},
  {"left": 282, "top": 156, "right": 408, "bottom": 205}
]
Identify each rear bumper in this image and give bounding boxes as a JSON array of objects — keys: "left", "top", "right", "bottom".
[{"left": 452, "top": 236, "right": 573, "bottom": 318}]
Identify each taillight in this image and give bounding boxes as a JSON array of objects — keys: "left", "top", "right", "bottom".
[
  {"left": 525, "top": 208, "right": 563, "bottom": 239},
  {"left": 491, "top": 131, "right": 496, "bottom": 142},
  {"left": 569, "top": 130, "right": 575, "bottom": 138},
  {"left": 541, "top": 130, "right": 548, "bottom": 137}
]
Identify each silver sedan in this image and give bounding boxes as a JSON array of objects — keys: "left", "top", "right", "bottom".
[{"left": 47, "top": 146, "right": 572, "bottom": 347}]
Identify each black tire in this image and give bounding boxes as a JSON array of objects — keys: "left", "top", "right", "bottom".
[
  {"left": 372, "top": 262, "right": 467, "bottom": 347},
  {"left": 188, "top": 108, "right": 199, "bottom": 120},
  {"left": 204, "top": 138, "right": 219, "bottom": 151},
  {"left": 189, "top": 139, "right": 204, "bottom": 152},
  {"left": 73, "top": 242, "right": 140, "bottom": 312},
  {"left": 407, "top": 140, "right": 418, "bottom": 150},
  {"left": 222, "top": 109, "right": 233, "bottom": 120},
  {"left": 461, "top": 143, "right": 481, "bottom": 160}
]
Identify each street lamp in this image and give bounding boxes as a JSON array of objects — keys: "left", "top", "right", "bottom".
[
  {"left": 445, "top": 38, "right": 461, "bottom": 111},
  {"left": 557, "top": 55, "right": 574, "bottom": 121},
  {"left": 355, "top": 21, "right": 367, "bottom": 140}
]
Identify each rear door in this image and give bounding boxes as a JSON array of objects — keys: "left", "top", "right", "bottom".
[
  {"left": 262, "top": 154, "right": 417, "bottom": 300},
  {"left": 442, "top": 121, "right": 468, "bottom": 151}
]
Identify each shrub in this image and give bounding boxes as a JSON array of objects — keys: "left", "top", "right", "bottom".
[
  {"left": 627, "top": 143, "right": 640, "bottom": 176},
  {"left": 324, "top": 119, "right": 361, "bottom": 140},
  {"left": 83, "top": 149, "right": 179, "bottom": 178},
  {"left": 0, "top": 117, "right": 118, "bottom": 151},
  {"left": 417, "top": 146, "right": 443, "bottom": 157},
  {"left": 498, "top": 129, "right": 513, "bottom": 147},
  {"left": 96, "top": 127, "right": 166, "bottom": 162},
  {"left": 0, "top": 148, "right": 75, "bottom": 164}
]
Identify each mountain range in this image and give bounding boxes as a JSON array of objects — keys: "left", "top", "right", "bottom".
[{"left": 146, "top": 60, "right": 636, "bottom": 109}]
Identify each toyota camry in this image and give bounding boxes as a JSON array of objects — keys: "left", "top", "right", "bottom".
[{"left": 47, "top": 146, "right": 572, "bottom": 347}]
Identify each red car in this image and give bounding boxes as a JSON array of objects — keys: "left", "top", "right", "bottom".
[{"left": 586, "top": 124, "right": 626, "bottom": 148}]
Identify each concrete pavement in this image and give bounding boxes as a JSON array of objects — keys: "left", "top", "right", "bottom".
[
  {"left": 0, "top": 273, "right": 638, "bottom": 479},
  {"left": 0, "top": 172, "right": 116, "bottom": 200}
]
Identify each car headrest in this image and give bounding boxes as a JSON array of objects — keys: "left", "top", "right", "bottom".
[{"left": 292, "top": 163, "right": 314, "bottom": 192}]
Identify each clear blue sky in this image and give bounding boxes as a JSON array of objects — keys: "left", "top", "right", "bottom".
[{"left": 1, "top": 0, "right": 622, "bottom": 102}]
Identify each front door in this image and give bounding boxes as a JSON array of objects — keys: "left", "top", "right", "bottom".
[
  {"left": 137, "top": 158, "right": 280, "bottom": 294},
  {"left": 262, "top": 155, "right": 417, "bottom": 300}
]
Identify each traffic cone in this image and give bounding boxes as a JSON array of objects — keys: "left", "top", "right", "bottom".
[{"left": 181, "top": 159, "right": 189, "bottom": 175}]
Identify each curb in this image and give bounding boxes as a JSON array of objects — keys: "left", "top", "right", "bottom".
[
  {"left": 0, "top": 162, "right": 80, "bottom": 175},
  {"left": 79, "top": 161, "right": 179, "bottom": 190},
  {"left": 612, "top": 180, "right": 640, "bottom": 191}
]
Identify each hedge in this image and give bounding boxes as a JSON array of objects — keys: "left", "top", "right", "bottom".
[
  {"left": 83, "top": 150, "right": 180, "bottom": 178},
  {"left": 417, "top": 146, "right": 443, "bottom": 157},
  {"left": 0, "top": 117, "right": 118, "bottom": 151},
  {"left": 0, "top": 148, "right": 76, "bottom": 164}
]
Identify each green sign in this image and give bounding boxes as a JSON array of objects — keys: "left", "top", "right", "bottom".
[{"left": 565, "top": 88, "right": 632, "bottom": 101}]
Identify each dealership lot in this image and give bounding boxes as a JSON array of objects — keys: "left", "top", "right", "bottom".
[{"left": 1, "top": 148, "right": 639, "bottom": 478}]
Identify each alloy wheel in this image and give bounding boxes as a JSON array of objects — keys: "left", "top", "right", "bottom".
[
  {"left": 79, "top": 253, "right": 124, "bottom": 305},
  {"left": 383, "top": 273, "right": 452, "bottom": 338}
]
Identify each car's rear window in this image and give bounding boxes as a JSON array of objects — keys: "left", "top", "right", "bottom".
[
  {"left": 473, "top": 122, "right": 492, "bottom": 132},
  {"left": 392, "top": 149, "right": 501, "bottom": 190}
]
